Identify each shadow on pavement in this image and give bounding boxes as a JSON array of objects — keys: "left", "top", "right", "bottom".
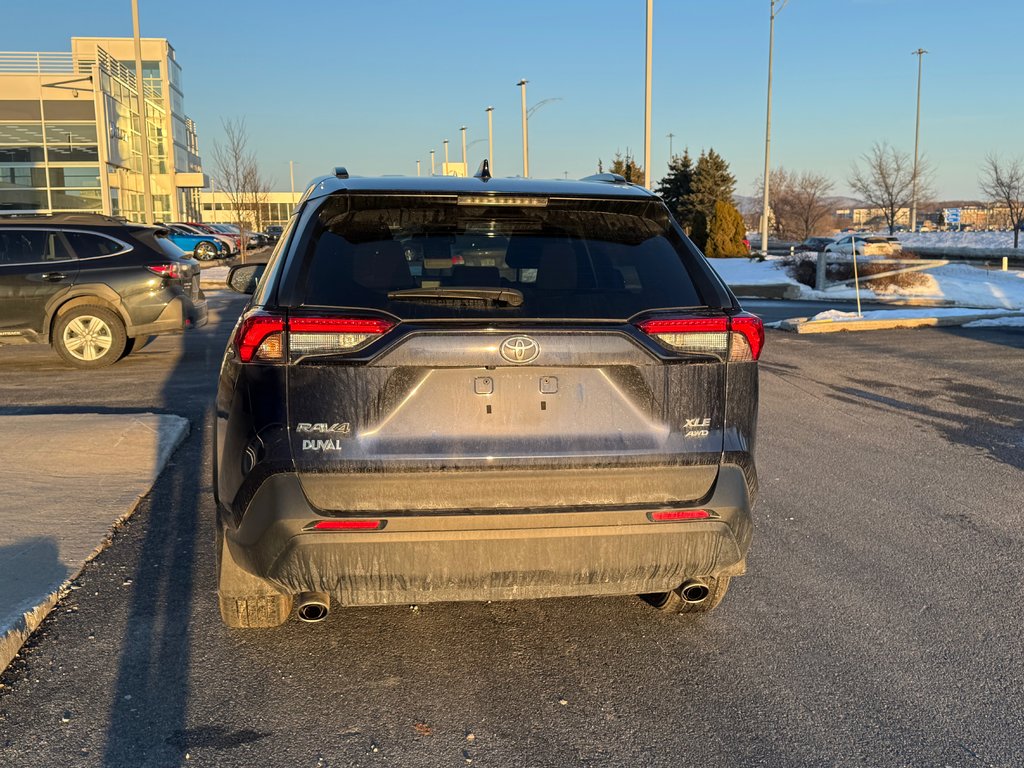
[{"left": 101, "top": 328, "right": 206, "bottom": 767}]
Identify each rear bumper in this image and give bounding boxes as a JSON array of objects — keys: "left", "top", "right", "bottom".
[
  {"left": 223, "top": 464, "right": 755, "bottom": 605},
  {"left": 128, "top": 293, "right": 208, "bottom": 337}
]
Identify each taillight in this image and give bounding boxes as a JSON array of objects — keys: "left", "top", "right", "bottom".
[
  {"left": 637, "top": 314, "right": 764, "bottom": 361},
  {"left": 235, "top": 313, "right": 285, "bottom": 362},
  {"left": 233, "top": 313, "right": 394, "bottom": 363},
  {"left": 289, "top": 317, "right": 394, "bottom": 358},
  {"left": 147, "top": 263, "right": 184, "bottom": 279},
  {"left": 729, "top": 313, "right": 765, "bottom": 361}
]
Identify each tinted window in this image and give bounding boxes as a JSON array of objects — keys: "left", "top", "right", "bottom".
[
  {"left": 298, "top": 195, "right": 704, "bottom": 319},
  {"left": 63, "top": 231, "right": 123, "bottom": 259},
  {"left": 0, "top": 229, "right": 72, "bottom": 264}
]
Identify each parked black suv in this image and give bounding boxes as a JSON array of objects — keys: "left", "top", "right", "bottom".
[
  {"left": 0, "top": 213, "right": 208, "bottom": 368},
  {"left": 214, "top": 167, "right": 762, "bottom": 627}
]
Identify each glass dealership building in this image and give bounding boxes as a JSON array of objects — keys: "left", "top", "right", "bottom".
[{"left": 0, "top": 37, "right": 205, "bottom": 222}]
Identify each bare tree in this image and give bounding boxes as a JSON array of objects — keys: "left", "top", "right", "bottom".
[
  {"left": 978, "top": 154, "right": 1024, "bottom": 248},
  {"left": 210, "top": 118, "right": 272, "bottom": 258},
  {"left": 755, "top": 168, "right": 835, "bottom": 240},
  {"left": 848, "top": 142, "right": 931, "bottom": 234}
]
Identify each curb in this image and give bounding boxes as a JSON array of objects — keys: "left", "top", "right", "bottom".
[
  {"left": 775, "top": 311, "right": 1024, "bottom": 334},
  {"left": 0, "top": 415, "right": 189, "bottom": 673}
]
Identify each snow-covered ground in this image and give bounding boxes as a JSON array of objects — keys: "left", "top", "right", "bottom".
[
  {"left": 707, "top": 257, "right": 1024, "bottom": 309},
  {"left": 877, "top": 231, "right": 1020, "bottom": 250},
  {"left": 200, "top": 265, "right": 231, "bottom": 287},
  {"left": 962, "top": 315, "right": 1024, "bottom": 329},
  {"left": 806, "top": 308, "right": 1013, "bottom": 323}
]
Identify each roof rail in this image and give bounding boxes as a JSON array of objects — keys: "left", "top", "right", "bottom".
[
  {"left": 580, "top": 172, "right": 627, "bottom": 184},
  {"left": 334, "top": 166, "right": 349, "bottom": 179},
  {"left": 0, "top": 212, "right": 127, "bottom": 225}
]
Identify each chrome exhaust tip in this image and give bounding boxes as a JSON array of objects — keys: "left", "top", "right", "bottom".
[
  {"left": 679, "top": 579, "right": 711, "bottom": 604},
  {"left": 296, "top": 592, "right": 330, "bottom": 623}
]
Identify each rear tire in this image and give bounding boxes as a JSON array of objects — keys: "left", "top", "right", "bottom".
[
  {"left": 216, "top": 524, "right": 292, "bottom": 628},
  {"left": 642, "top": 575, "right": 731, "bottom": 614},
  {"left": 53, "top": 305, "right": 127, "bottom": 369}
]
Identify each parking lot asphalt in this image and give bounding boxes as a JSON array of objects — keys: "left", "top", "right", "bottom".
[{"left": 0, "top": 295, "right": 1022, "bottom": 767}]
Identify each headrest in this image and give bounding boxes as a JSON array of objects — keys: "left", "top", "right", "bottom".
[{"left": 352, "top": 240, "right": 414, "bottom": 290}]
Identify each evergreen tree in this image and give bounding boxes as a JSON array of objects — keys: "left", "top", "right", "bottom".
[
  {"left": 609, "top": 149, "right": 643, "bottom": 184},
  {"left": 655, "top": 149, "right": 695, "bottom": 229},
  {"left": 690, "top": 148, "right": 737, "bottom": 219},
  {"left": 701, "top": 200, "right": 748, "bottom": 258}
]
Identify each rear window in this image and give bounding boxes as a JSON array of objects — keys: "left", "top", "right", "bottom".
[{"left": 297, "top": 195, "right": 704, "bottom": 319}]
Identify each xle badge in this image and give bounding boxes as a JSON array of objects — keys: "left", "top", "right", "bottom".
[{"left": 685, "top": 417, "right": 711, "bottom": 438}]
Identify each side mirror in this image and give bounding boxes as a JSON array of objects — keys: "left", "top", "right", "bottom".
[{"left": 227, "top": 263, "right": 266, "bottom": 294}]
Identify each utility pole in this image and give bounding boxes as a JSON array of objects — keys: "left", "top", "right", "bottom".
[
  {"left": 430, "top": 149, "right": 435, "bottom": 175},
  {"left": 667, "top": 132, "right": 675, "bottom": 159},
  {"left": 486, "top": 106, "right": 494, "bottom": 173},
  {"left": 131, "top": 0, "right": 154, "bottom": 224},
  {"left": 910, "top": 48, "right": 928, "bottom": 231},
  {"left": 460, "top": 125, "right": 467, "bottom": 171},
  {"left": 643, "top": 0, "right": 653, "bottom": 188},
  {"left": 760, "top": 0, "right": 788, "bottom": 258},
  {"left": 517, "top": 79, "right": 529, "bottom": 177}
]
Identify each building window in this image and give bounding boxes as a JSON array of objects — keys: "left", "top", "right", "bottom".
[
  {"left": 0, "top": 189, "right": 49, "bottom": 211},
  {"left": 48, "top": 167, "right": 101, "bottom": 188},
  {"left": 0, "top": 166, "right": 47, "bottom": 187}
]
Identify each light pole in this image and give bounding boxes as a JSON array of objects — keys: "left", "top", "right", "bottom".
[
  {"left": 131, "top": 0, "right": 154, "bottom": 224},
  {"left": 910, "top": 48, "right": 928, "bottom": 231},
  {"left": 643, "top": 0, "right": 653, "bottom": 188},
  {"left": 430, "top": 149, "right": 435, "bottom": 175},
  {"left": 416, "top": 159, "right": 421, "bottom": 177},
  {"left": 486, "top": 106, "right": 494, "bottom": 172},
  {"left": 517, "top": 79, "right": 529, "bottom": 177},
  {"left": 760, "top": 0, "right": 788, "bottom": 258},
  {"left": 289, "top": 160, "right": 298, "bottom": 203},
  {"left": 667, "top": 132, "right": 675, "bottom": 159},
  {"left": 460, "top": 126, "right": 467, "bottom": 171},
  {"left": 443, "top": 139, "right": 449, "bottom": 173}
]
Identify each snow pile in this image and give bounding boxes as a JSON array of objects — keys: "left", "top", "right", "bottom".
[
  {"left": 962, "top": 316, "right": 1024, "bottom": 329},
  {"left": 888, "top": 231, "right": 1019, "bottom": 249},
  {"left": 707, "top": 257, "right": 800, "bottom": 287},
  {"left": 807, "top": 308, "right": 1011, "bottom": 323},
  {"left": 201, "top": 266, "right": 231, "bottom": 287},
  {"left": 848, "top": 263, "right": 1024, "bottom": 308}
]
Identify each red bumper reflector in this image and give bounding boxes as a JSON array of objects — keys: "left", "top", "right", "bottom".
[
  {"left": 648, "top": 509, "right": 711, "bottom": 522},
  {"left": 311, "top": 519, "right": 385, "bottom": 531}
]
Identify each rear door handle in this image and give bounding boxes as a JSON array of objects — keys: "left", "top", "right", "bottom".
[{"left": 42, "top": 272, "right": 68, "bottom": 282}]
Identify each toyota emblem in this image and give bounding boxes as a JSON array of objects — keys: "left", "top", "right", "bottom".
[{"left": 499, "top": 335, "right": 540, "bottom": 364}]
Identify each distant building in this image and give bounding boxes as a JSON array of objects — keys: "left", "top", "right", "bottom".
[
  {"left": 0, "top": 36, "right": 205, "bottom": 222},
  {"left": 200, "top": 191, "right": 299, "bottom": 228}
]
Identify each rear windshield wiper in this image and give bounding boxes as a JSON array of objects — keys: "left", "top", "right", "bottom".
[{"left": 386, "top": 287, "right": 524, "bottom": 307}]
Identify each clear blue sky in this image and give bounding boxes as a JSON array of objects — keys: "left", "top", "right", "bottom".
[{"left": 5, "top": 0, "right": 1021, "bottom": 200}]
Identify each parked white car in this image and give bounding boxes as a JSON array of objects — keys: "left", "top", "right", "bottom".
[{"left": 824, "top": 234, "right": 901, "bottom": 257}]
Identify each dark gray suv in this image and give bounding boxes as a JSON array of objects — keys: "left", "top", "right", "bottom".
[
  {"left": 214, "top": 167, "right": 762, "bottom": 627},
  {"left": 0, "top": 213, "right": 208, "bottom": 367}
]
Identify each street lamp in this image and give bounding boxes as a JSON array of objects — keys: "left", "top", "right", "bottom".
[
  {"left": 443, "top": 139, "right": 449, "bottom": 168},
  {"left": 760, "top": 0, "right": 788, "bottom": 258},
  {"left": 430, "top": 149, "right": 435, "bottom": 175},
  {"left": 289, "top": 160, "right": 299, "bottom": 203},
  {"left": 460, "top": 126, "right": 467, "bottom": 171},
  {"left": 517, "top": 79, "right": 528, "bottom": 177},
  {"left": 643, "top": 0, "right": 653, "bottom": 188},
  {"left": 486, "top": 106, "right": 494, "bottom": 172},
  {"left": 416, "top": 159, "right": 421, "bottom": 177},
  {"left": 131, "top": 0, "right": 154, "bottom": 224},
  {"left": 910, "top": 48, "right": 928, "bottom": 231}
]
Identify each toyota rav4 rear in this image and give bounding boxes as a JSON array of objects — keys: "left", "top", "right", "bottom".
[{"left": 214, "top": 170, "right": 762, "bottom": 628}]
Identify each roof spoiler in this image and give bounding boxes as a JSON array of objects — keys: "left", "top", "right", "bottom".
[
  {"left": 580, "top": 172, "right": 627, "bottom": 184},
  {"left": 334, "top": 166, "right": 349, "bottom": 179}
]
